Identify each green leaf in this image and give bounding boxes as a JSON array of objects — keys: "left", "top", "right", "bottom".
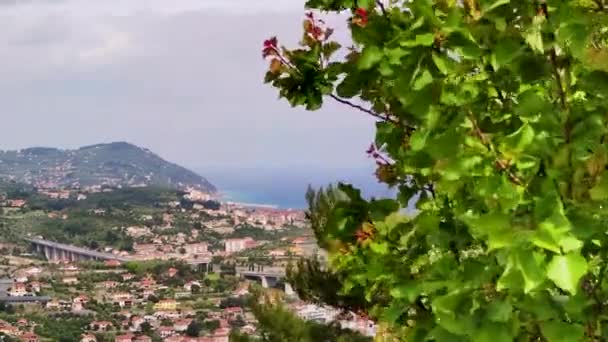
[
  {"left": 382, "top": 301, "right": 407, "bottom": 323},
  {"left": 482, "top": 0, "right": 510, "bottom": 14},
  {"left": 462, "top": 212, "right": 513, "bottom": 250},
  {"left": 531, "top": 220, "right": 567, "bottom": 254},
  {"left": 385, "top": 47, "right": 409, "bottom": 65},
  {"left": 486, "top": 300, "right": 512, "bottom": 322},
  {"left": 516, "top": 90, "right": 548, "bottom": 117},
  {"left": 412, "top": 70, "right": 433, "bottom": 90},
  {"left": 493, "top": 38, "right": 522, "bottom": 69},
  {"left": 410, "top": 130, "right": 429, "bottom": 151},
  {"left": 540, "top": 321, "right": 584, "bottom": 342},
  {"left": 322, "top": 41, "right": 341, "bottom": 58},
  {"left": 590, "top": 172, "right": 608, "bottom": 200},
  {"left": 498, "top": 249, "right": 546, "bottom": 293},
  {"left": 547, "top": 254, "right": 588, "bottom": 294},
  {"left": 358, "top": 45, "right": 383, "bottom": 70},
  {"left": 499, "top": 123, "right": 535, "bottom": 159},
  {"left": 370, "top": 242, "right": 389, "bottom": 254},
  {"left": 524, "top": 16, "right": 545, "bottom": 53},
  {"left": 559, "top": 236, "right": 583, "bottom": 253},
  {"left": 390, "top": 282, "right": 420, "bottom": 302},
  {"left": 432, "top": 52, "right": 449, "bottom": 75},
  {"left": 401, "top": 33, "right": 435, "bottom": 47},
  {"left": 472, "top": 324, "right": 512, "bottom": 342}
]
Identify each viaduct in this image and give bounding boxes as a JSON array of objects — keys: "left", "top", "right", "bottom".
[
  {"left": 26, "top": 238, "right": 211, "bottom": 271},
  {"left": 27, "top": 238, "right": 288, "bottom": 292},
  {"left": 236, "top": 267, "right": 294, "bottom": 295},
  {"left": 27, "top": 238, "right": 130, "bottom": 262}
]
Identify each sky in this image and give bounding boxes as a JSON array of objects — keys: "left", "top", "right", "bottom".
[
  {"left": 0, "top": 0, "right": 386, "bottom": 203},
  {"left": 0, "top": 0, "right": 376, "bottom": 166}
]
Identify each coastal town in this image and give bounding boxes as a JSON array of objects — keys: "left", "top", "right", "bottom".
[{"left": 0, "top": 184, "right": 375, "bottom": 342}]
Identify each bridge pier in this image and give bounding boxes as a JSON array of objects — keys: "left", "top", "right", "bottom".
[
  {"left": 27, "top": 238, "right": 130, "bottom": 264},
  {"left": 284, "top": 283, "right": 295, "bottom": 296}
]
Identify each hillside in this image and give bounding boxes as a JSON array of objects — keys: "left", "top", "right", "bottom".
[{"left": 0, "top": 142, "right": 216, "bottom": 192}]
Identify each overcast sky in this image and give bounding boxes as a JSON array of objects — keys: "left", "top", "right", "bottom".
[{"left": 0, "top": 0, "right": 376, "bottom": 177}]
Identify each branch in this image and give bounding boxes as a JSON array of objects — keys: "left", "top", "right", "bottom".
[
  {"left": 467, "top": 112, "right": 524, "bottom": 186},
  {"left": 376, "top": 0, "right": 387, "bottom": 15},
  {"left": 538, "top": 2, "right": 567, "bottom": 110},
  {"left": 329, "top": 94, "right": 400, "bottom": 124},
  {"left": 549, "top": 49, "right": 567, "bottom": 110}
]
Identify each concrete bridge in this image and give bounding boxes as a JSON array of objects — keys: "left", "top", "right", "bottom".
[
  {"left": 236, "top": 268, "right": 294, "bottom": 294},
  {"left": 27, "top": 239, "right": 211, "bottom": 270},
  {"left": 27, "top": 238, "right": 130, "bottom": 262}
]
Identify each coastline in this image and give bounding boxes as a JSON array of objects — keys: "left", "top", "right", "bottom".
[{"left": 217, "top": 190, "right": 286, "bottom": 209}]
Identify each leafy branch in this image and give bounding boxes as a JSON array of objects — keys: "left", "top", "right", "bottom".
[
  {"left": 329, "top": 94, "right": 400, "bottom": 124},
  {"left": 467, "top": 112, "right": 524, "bottom": 185}
]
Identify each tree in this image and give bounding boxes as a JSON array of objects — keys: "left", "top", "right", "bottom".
[
  {"left": 202, "top": 320, "right": 220, "bottom": 332},
  {"left": 230, "top": 289, "right": 370, "bottom": 342},
  {"left": 186, "top": 320, "right": 202, "bottom": 337},
  {"left": 141, "top": 322, "right": 153, "bottom": 335},
  {"left": 265, "top": 1, "right": 608, "bottom": 340},
  {"left": 230, "top": 315, "right": 247, "bottom": 328}
]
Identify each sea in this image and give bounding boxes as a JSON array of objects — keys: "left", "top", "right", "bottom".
[{"left": 199, "top": 165, "right": 394, "bottom": 210}]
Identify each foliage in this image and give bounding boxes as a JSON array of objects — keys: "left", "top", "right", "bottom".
[
  {"left": 220, "top": 295, "right": 250, "bottom": 309},
  {"left": 203, "top": 319, "right": 221, "bottom": 332},
  {"left": 305, "top": 184, "right": 348, "bottom": 249},
  {"left": 32, "top": 313, "right": 93, "bottom": 341},
  {"left": 288, "top": 186, "right": 374, "bottom": 313},
  {"left": 228, "top": 224, "right": 309, "bottom": 241},
  {"left": 265, "top": 1, "right": 608, "bottom": 340},
  {"left": 287, "top": 254, "right": 371, "bottom": 314},
  {"left": 187, "top": 320, "right": 203, "bottom": 337},
  {"left": 124, "top": 260, "right": 193, "bottom": 278},
  {"left": 0, "top": 142, "right": 216, "bottom": 191},
  {"left": 229, "top": 289, "right": 371, "bottom": 342}
]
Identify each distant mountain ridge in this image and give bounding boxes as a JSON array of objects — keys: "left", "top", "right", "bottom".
[{"left": 0, "top": 142, "right": 216, "bottom": 192}]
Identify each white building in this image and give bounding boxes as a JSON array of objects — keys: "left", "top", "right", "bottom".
[
  {"left": 293, "top": 304, "right": 338, "bottom": 323},
  {"left": 224, "top": 238, "right": 256, "bottom": 254}
]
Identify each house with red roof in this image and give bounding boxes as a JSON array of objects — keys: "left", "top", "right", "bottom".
[
  {"left": 19, "top": 332, "right": 39, "bottom": 342},
  {"left": 133, "top": 335, "right": 151, "bottom": 342},
  {"left": 80, "top": 334, "right": 97, "bottom": 342},
  {"left": 8, "top": 283, "right": 28, "bottom": 297},
  {"left": 167, "top": 267, "right": 178, "bottom": 278},
  {"left": 104, "top": 259, "right": 122, "bottom": 268},
  {"left": 28, "top": 281, "right": 41, "bottom": 293},
  {"left": 90, "top": 321, "right": 113, "bottom": 331},
  {"left": 222, "top": 307, "right": 243, "bottom": 320},
  {"left": 158, "top": 326, "right": 174, "bottom": 338},
  {"left": 103, "top": 281, "right": 119, "bottom": 289},
  {"left": 115, "top": 334, "right": 134, "bottom": 342},
  {"left": 173, "top": 318, "right": 192, "bottom": 332}
]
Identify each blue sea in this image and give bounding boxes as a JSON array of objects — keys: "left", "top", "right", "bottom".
[{"left": 199, "top": 165, "right": 394, "bottom": 209}]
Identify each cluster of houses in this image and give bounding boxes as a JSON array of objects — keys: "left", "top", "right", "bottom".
[
  {"left": 0, "top": 319, "right": 41, "bottom": 342},
  {"left": 0, "top": 260, "right": 254, "bottom": 342}
]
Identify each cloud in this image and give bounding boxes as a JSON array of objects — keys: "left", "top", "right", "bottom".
[
  {"left": 0, "top": 1, "right": 376, "bottom": 177},
  {"left": 77, "top": 30, "right": 131, "bottom": 64},
  {"left": 0, "top": 0, "right": 306, "bottom": 15}
]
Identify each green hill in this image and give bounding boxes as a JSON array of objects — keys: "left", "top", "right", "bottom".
[{"left": 0, "top": 142, "right": 216, "bottom": 192}]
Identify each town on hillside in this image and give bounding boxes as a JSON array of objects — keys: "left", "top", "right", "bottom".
[{"left": 0, "top": 184, "right": 375, "bottom": 342}]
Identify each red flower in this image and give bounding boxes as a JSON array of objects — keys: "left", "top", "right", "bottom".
[
  {"left": 263, "top": 37, "right": 277, "bottom": 49},
  {"left": 262, "top": 37, "right": 278, "bottom": 58},
  {"left": 366, "top": 143, "right": 376, "bottom": 154},
  {"left": 353, "top": 8, "right": 369, "bottom": 27},
  {"left": 355, "top": 8, "right": 368, "bottom": 18}
]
